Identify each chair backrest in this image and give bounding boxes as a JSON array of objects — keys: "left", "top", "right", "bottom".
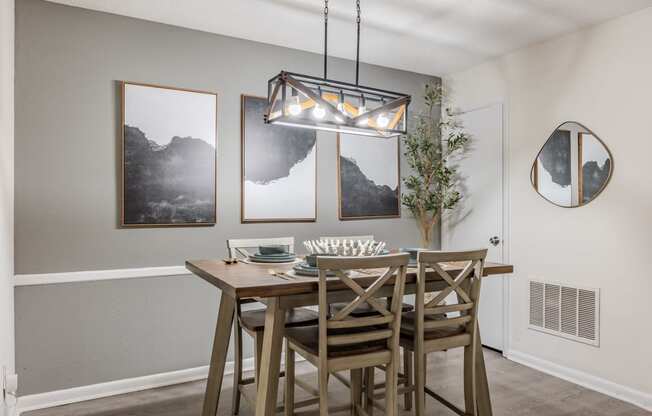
[
  {"left": 316, "top": 253, "right": 409, "bottom": 357},
  {"left": 415, "top": 249, "right": 487, "bottom": 335},
  {"left": 319, "top": 235, "right": 375, "bottom": 243},
  {"left": 226, "top": 237, "right": 295, "bottom": 259}
]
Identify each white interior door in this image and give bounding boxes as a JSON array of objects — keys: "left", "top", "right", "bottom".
[{"left": 442, "top": 103, "right": 505, "bottom": 351}]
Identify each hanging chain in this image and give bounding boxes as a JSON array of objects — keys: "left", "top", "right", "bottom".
[
  {"left": 323, "top": 0, "right": 361, "bottom": 83},
  {"left": 355, "top": 0, "right": 361, "bottom": 85},
  {"left": 323, "top": 0, "right": 329, "bottom": 79}
]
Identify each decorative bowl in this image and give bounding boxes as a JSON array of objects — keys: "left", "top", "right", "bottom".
[
  {"left": 400, "top": 248, "right": 421, "bottom": 260},
  {"left": 258, "top": 245, "right": 288, "bottom": 255},
  {"left": 305, "top": 253, "right": 338, "bottom": 267}
]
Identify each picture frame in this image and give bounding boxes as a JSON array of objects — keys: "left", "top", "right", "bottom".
[
  {"left": 337, "top": 133, "right": 401, "bottom": 220},
  {"left": 121, "top": 81, "right": 218, "bottom": 227},
  {"left": 240, "top": 94, "right": 317, "bottom": 223}
]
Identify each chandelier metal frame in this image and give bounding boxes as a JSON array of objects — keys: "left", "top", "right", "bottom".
[{"left": 264, "top": 0, "right": 411, "bottom": 138}]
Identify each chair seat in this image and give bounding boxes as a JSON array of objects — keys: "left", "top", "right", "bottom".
[
  {"left": 330, "top": 301, "right": 413, "bottom": 317},
  {"left": 399, "top": 311, "right": 466, "bottom": 340},
  {"left": 239, "top": 308, "right": 318, "bottom": 332},
  {"left": 285, "top": 325, "right": 388, "bottom": 358}
]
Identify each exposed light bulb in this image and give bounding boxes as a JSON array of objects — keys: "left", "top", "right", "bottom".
[
  {"left": 376, "top": 113, "right": 390, "bottom": 128},
  {"left": 357, "top": 105, "right": 368, "bottom": 126},
  {"left": 287, "top": 96, "right": 302, "bottom": 116},
  {"left": 312, "top": 105, "right": 326, "bottom": 119},
  {"left": 335, "top": 101, "right": 346, "bottom": 123}
]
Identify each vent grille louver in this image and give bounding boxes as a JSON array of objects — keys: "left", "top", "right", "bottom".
[
  {"left": 529, "top": 281, "right": 544, "bottom": 327},
  {"left": 529, "top": 280, "right": 599, "bottom": 346},
  {"left": 578, "top": 289, "right": 597, "bottom": 341}
]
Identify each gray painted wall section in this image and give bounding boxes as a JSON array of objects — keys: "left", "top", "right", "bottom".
[{"left": 14, "top": 0, "right": 440, "bottom": 395}]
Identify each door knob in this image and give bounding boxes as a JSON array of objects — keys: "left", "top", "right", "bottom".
[{"left": 489, "top": 236, "right": 501, "bottom": 246}]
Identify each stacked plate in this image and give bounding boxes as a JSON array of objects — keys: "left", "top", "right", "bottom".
[
  {"left": 248, "top": 251, "right": 296, "bottom": 264},
  {"left": 292, "top": 262, "right": 337, "bottom": 277}
]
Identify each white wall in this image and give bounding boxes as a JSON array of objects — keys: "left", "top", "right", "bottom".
[
  {"left": 1, "top": 0, "right": 16, "bottom": 410},
  {"left": 446, "top": 6, "right": 652, "bottom": 408}
]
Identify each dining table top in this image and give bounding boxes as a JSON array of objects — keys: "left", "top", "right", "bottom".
[{"left": 186, "top": 258, "right": 515, "bottom": 299}]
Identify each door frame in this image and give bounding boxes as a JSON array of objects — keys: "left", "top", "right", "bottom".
[
  {"left": 1, "top": 0, "right": 16, "bottom": 410},
  {"left": 441, "top": 101, "right": 512, "bottom": 355}
]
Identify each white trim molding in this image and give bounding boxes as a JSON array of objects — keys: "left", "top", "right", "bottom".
[
  {"left": 506, "top": 350, "right": 652, "bottom": 412},
  {"left": 14, "top": 265, "right": 190, "bottom": 286},
  {"left": 1, "top": 0, "right": 16, "bottom": 414},
  {"left": 16, "top": 358, "right": 253, "bottom": 415}
]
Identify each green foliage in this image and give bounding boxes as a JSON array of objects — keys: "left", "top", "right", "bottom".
[{"left": 401, "top": 82, "right": 470, "bottom": 239}]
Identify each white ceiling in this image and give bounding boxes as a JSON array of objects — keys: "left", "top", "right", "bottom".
[{"left": 46, "top": 0, "right": 652, "bottom": 75}]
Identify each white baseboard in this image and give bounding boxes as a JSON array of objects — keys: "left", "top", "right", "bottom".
[
  {"left": 505, "top": 349, "right": 652, "bottom": 412},
  {"left": 16, "top": 357, "right": 255, "bottom": 415},
  {"left": 14, "top": 265, "right": 190, "bottom": 286}
]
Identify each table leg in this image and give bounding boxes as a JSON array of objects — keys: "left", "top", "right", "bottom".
[
  {"left": 202, "top": 291, "right": 236, "bottom": 416},
  {"left": 475, "top": 326, "right": 493, "bottom": 416},
  {"left": 255, "top": 297, "right": 286, "bottom": 416}
]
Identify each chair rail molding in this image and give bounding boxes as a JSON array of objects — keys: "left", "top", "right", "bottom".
[{"left": 14, "top": 265, "right": 190, "bottom": 286}]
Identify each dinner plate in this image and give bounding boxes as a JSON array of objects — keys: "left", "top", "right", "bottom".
[
  {"left": 253, "top": 252, "right": 295, "bottom": 258},
  {"left": 249, "top": 256, "right": 297, "bottom": 263},
  {"left": 292, "top": 263, "right": 338, "bottom": 277},
  {"left": 250, "top": 256, "right": 296, "bottom": 262}
]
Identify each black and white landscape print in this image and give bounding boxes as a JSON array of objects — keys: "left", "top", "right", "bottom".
[
  {"left": 536, "top": 129, "right": 572, "bottom": 206},
  {"left": 338, "top": 133, "right": 400, "bottom": 219},
  {"left": 241, "top": 95, "right": 316, "bottom": 222},
  {"left": 581, "top": 133, "right": 612, "bottom": 204},
  {"left": 122, "top": 83, "right": 217, "bottom": 226}
]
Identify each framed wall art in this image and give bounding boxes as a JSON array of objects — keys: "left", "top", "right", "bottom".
[
  {"left": 241, "top": 95, "right": 317, "bottom": 223},
  {"left": 121, "top": 81, "right": 217, "bottom": 226},
  {"left": 337, "top": 133, "right": 401, "bottom": 220}
]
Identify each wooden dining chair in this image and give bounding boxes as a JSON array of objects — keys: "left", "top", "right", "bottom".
[
  {"left": 319, "top": 235, "right": 414, "bottom": 411},
  {"left": 319, "top": 235, "right": 413, "bottom": 319},
  {"left": 284, "top": 253, "right": 409, "bottom": 416},
  {"left": 398, "top": 249, "right": 487, "bottom": 416},
  {"left": 226, "top": 237, "right": 319, "bottom": 415}
]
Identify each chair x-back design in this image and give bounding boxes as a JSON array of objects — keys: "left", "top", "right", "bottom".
[
  {"left": 400, "top": 249, "right": 487, "bottom": 416},
  {"left": 284, "top": 253, "right": 410, "bottom": 416}
]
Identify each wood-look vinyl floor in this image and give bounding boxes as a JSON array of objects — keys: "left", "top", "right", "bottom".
[{"left": 24, "top": 349, "right": 651, "bottom": 416}]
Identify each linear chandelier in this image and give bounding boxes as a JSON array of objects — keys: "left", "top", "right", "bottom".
[{"left": 264, "top": 0, "right": 411, "bottom": 138}]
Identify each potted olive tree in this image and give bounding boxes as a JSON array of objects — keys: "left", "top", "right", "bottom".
[{"left": 401, "top": 83, "right": 470, "bottom": 248}]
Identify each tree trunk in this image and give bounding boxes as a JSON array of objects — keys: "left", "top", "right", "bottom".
[{"left": 419, "top": 217, "right": 435, "bottom": 248}]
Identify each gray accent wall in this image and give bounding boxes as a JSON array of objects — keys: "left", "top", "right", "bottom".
[{"left": 14, "top": 0, "right": 440, "bottom": 396}]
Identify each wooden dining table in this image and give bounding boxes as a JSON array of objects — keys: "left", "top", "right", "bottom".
[{"left": 186, "top": 258, "right": 514, "bottom": 416}]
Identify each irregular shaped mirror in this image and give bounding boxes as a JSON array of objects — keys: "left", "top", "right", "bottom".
[{"left": 531, "top": 122, "right": 612, "bottom": 207}]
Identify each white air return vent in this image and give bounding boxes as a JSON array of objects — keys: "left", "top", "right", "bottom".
[{"left": 529, "top": 280, "right": 599, "bottom": 346}]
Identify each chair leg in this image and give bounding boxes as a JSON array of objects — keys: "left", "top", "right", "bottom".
[
  {"left": 318, "top": 366, "right": 329, "bottom": 416},
  {"left": 464, "top": 342, "right": 479, "bottom": 416},
  {"left": 284, "top": 340, "right": 295, "bottom": 416},
  {"left": 350, "top": 369, "right": 362, "bottom": 416},
  {"left": 403, "top": 350, "right": 413, "bottom": 410},
  {"left": 254, "top": 331, "right": 264, "bottom": 385},
  {"left": 415, "top": 351, "right": 425, "bottom": 416},
  {"left": 231, "top": 317, "right": 243, "bottom": 415},
  {"left": 364, "top": 367, "right": 374, "bottom": 416},
  {"left": 386, "top": 354, "right": 399, "bottom": 416}
]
